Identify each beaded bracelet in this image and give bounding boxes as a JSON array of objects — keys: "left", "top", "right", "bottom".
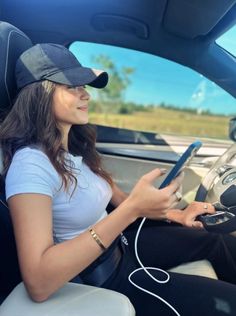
[{"left": 89, "top": 228, "right": 107, "bottom": 251}]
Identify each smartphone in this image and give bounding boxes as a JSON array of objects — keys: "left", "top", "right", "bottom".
[{"left": 159, "top": 141, "right": 202, "bottom": 189}]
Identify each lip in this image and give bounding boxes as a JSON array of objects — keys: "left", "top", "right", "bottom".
[{"left": 77, "top": 106, "right": 88, "bottom": 111}]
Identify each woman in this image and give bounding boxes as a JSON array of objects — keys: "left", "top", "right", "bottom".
[{"left": 1, "top": 43, "right": 236, "bottom": 316}]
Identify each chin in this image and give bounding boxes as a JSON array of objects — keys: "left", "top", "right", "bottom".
[{"left": 76, "top": 119, "right": 89, "bottom": 125}]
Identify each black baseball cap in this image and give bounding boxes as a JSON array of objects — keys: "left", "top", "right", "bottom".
[{"left": 15, "top": 43, "right": 108, "bottom": 90}]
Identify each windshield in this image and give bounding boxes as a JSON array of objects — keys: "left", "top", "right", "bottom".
[{"left": 70, "top": 41, "right": 235, "bottom": 140}]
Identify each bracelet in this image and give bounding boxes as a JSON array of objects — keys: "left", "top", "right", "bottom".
[{"left": 89, "top": 228, "right": 107, "bottom": 251}]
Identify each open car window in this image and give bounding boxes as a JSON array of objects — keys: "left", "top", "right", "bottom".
[{"left": 70, "top": 41, "right": 235, "bottom": 143}]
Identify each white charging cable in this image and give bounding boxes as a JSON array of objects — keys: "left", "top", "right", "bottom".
[{"left": 128, "top": 217, "right": 181, "bottom": 316}]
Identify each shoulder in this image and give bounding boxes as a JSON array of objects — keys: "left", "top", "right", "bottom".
[
  {"left": 9, "top": 146, "right": 59, "bottom": 176},
  {"left": 13, "top": 146, "right": 51, "bottom": 163},
  {"left": 5, "top": 146, "right": 61, "bottom": 200},
  {"left": 12, "top": 146, "right": 58, "bottom": 172}
]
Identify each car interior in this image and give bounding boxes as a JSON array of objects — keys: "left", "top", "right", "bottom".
[{"left": 1, "top": 0, "right": 236, "bottom": 315}]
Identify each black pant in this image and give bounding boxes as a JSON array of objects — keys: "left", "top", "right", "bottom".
[{"left": 102, "top": 222, "right": 236, "bottom": 316}]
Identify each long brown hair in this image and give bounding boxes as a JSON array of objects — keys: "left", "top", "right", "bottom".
[{"left": 0, "top": 80, "right": 113, "bottom": 192}]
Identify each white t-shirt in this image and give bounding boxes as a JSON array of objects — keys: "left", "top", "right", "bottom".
[{"left": 5, "top": 147, "right": 112, "bottom": 243}]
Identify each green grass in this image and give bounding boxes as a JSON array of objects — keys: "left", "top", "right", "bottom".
[{"left": 90, "top": 108, "right": 230, "bottom": 139}]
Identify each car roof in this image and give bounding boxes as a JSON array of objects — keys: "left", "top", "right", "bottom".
[{"left": 1, "top": 0, "right": 236, "bottom": 97}]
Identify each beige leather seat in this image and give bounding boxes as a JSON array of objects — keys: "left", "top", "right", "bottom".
[
  {"left": 169, "top": 259, "right": 218, "bottom": 279},
  {"left": 0, "top": 282, "right": 136, "bottom": 316}
]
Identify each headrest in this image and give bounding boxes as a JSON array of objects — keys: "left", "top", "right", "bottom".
[{"left": 0, "top": 22, "right": 33, "bottom": 119}]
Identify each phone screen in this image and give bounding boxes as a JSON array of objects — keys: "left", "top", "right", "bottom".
[{"left": 159, "top": 141, "right": 202, "bottom": 189}]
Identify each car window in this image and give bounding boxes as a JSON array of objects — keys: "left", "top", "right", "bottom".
[
  {"left": 70, "top": 41, "right": 235, "bottom": 141},
  {"left": 216, "top": 25, "right": 236, "bottom": 57}
]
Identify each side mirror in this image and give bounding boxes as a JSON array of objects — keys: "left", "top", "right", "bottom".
[{"left": 229, "top": 117, "right": 236, "bottom": 142}]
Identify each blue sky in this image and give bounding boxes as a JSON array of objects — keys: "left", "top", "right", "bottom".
[{"left": 70, "top": 27, "right": 236, "bottom": 116}]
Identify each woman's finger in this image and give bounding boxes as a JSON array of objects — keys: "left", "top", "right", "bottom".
[
  {"left": 193, "top": 202, "right": 215, "bottom": 216},
  {"left": 164, "top": 172, "right": 184, "bottom": 195},
  {"left": 191, "top": 221, "right": 204, "bottom": 229},
  {"left": 142, "top": 168, "right": 167, "bottom": 184}
]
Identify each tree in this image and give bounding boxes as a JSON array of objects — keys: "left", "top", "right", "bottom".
[{"left": 91, "top": 55, "right": 134, "bottom": 113}]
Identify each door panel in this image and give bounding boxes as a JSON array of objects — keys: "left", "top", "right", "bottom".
[{"left": 102, "top": 153, "right": 212, "bottom": 208}]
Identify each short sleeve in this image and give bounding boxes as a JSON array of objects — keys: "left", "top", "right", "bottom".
[{"left": 5, "top": 147, "right": 61, "bottom": 200}]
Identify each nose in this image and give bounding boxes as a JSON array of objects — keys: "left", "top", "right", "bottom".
[{"left": 81, "top": 87, "right": 90, "bottom": 100}]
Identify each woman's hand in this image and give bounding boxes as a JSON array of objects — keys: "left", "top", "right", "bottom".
[
  {"left": 166, "top": 201, "right": 216, "bottom": 228},
  {"left": 124, "top": 168, "right": 184, "bottom": 221}
]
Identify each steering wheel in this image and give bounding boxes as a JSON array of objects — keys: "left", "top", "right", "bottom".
[{"left": 195, "top": 143, "right": 236, "bottom": 202}]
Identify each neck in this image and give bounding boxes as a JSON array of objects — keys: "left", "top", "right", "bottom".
[
  {"left": 62, "top": 137, "right": 68, "bottom": 152},
  {"left": 60, "top": 124, "right": 71, "bottom": 152}
]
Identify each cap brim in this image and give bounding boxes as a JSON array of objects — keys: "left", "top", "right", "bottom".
[{"left": 46, "top": 66, "right": 108, "bottom": 89}]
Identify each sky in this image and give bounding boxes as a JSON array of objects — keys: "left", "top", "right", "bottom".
[{"left": 70, "top": 26, "right": 236, "bottom": 116}]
